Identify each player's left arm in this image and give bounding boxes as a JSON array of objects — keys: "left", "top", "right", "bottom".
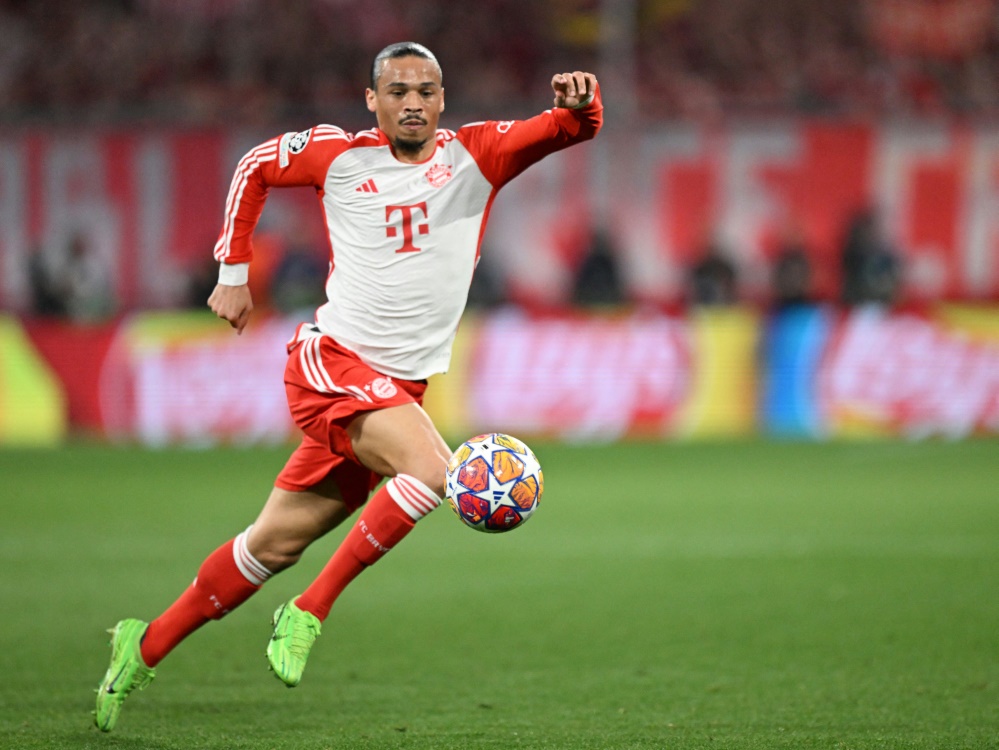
[{"left": 458, "top": 72, "right": 603, "bottom": 189}]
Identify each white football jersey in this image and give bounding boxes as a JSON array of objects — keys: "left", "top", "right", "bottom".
[{"left": 215, "top": 95, "right": 602, "bottom": 380}]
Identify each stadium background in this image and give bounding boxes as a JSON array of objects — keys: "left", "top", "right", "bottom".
[
  {"left": 2, "top": 0, "right": 998, "bottom": 445},
  {"left": 1, "top": 4, "right": 997, "bottom": 750}
]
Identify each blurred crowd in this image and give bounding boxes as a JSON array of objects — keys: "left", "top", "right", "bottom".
[
  {"left": 680, "top": 206, "right": 902, "bottom": 310},
  {"left": 27, "top": 203, "right": 902, "bottom": 323},
  {"left": 643, "top": 0, "right": 999, "bottom": 119},
  {"left": 3, "top": 0, "right": 999, "bottom": 126},
  {"left": 0, "top": 0, "right": 548, "bottom": 127}
]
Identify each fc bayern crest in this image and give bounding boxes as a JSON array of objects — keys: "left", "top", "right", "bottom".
[
  {"left": 425, "top": 163, "right": 453, "bottom": 188},
  {"left": 370, "top": 377, "right": 398, "bottom": 399}
]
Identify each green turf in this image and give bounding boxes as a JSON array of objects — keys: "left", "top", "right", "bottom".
[{"left": 0, "top": 439, "right": 997, "bottom": 749}]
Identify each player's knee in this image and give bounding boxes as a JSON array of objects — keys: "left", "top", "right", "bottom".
[
  {"left": 405, "top": 454, "right": 448, "bottom": 499},
  {"left": 252, "top": 545, "right": 303, "bottom": 573},
  {"left": 246, "top": 531, "right": 306, "bottom": 573}
]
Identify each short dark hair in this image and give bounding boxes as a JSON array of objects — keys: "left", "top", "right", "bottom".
[{"left": 370, "top": 42, "right": 441, "bottom": 89}]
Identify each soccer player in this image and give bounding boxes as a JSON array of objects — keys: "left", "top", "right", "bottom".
[{"left": 94, "top": 41, "right": 602, "bottom": 731}]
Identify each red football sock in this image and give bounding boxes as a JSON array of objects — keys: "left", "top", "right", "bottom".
[
  {"left": 140, "top": 529, "right": 272, "bottom": 667},
  {"left": 295, "top": 474, "right": 441, "bottom": 622}
]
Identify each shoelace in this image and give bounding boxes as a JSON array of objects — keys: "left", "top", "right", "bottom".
[
  {"left": 288, "top": 622, "right": 319, "bottom": 657},
  {"left": 132, "top": 667, "right": 155, "bottom": 690},
  {"left": 287, "top": 619, "right": 320, "bottom": 657}
]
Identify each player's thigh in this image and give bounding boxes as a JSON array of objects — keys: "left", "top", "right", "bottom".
[
  {"left": 246, "top": 477, "right": 352, "bottom": 572},
  {"left": 347, "top": 402, "right": 451, "bottom": 496}
]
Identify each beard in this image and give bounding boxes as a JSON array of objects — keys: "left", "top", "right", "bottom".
[{"left": 392, "top": 134, "right": 429, "bottom": 156}]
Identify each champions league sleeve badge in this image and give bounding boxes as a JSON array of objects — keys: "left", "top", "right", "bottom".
[{"left": 279, "top": 128, "right": 313, "bottom": 167}]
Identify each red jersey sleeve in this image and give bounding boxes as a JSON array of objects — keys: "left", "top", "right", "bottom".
[
  {"left": 455, "top": 85, "right": 603, "bottom": 189},
  {"left": 213, "top": 126, "right": 349, "bottom": 267}
]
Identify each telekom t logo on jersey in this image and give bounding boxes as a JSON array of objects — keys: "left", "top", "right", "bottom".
[{"left": 385, "top": 202, "right": 429, "bottom": 253}]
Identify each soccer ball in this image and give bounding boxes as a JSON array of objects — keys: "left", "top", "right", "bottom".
[{"left": 445, "top": 433, "right": 544, "bottom": 533}]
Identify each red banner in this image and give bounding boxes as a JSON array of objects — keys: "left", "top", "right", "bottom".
[
  {"left": 3, "top": 122, "right": 999, "bottom": 313},
  {"left": 0, "top": 130, "right": 326, "bottom": 312},
  {"left": 492, "top": 121, "right": 999, "bottom": 304}
]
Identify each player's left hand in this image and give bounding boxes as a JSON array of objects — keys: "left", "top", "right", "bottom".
[{"left": 552, "top": 71, "right": 597, "bottom": 109}]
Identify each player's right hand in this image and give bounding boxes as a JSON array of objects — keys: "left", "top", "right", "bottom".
[
  {"left": 551, "top": 71, "right": 597, "bottom": 109},
  {"left": 208, "top": 283, "right": 253, "bottom": 335}
]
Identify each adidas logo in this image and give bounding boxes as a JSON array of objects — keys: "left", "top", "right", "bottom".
[{"left": 355, "top": 178, "right": 378, "bottom": 193}]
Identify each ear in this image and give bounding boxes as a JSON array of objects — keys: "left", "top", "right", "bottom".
[
  {"left": 365, "top": 88, "right": 377, "bottom": 113},
  {"left": 439, "top": 88, "right": 445, "bottom": 113}
]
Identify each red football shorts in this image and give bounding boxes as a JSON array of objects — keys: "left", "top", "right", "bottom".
[{"left": 275, "top": 327, "right": 427, "bottom": 511}]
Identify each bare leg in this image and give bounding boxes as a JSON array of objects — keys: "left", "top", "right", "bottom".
[
  {"left": 290, "top": 403, "right": 451, "bottom": 624},
  {"left": 247, "top": 477, "right": 353, "bottom": 573},
  {"left": 267, "top": 403, "right": 454, "bottom": 686},
  {"left": 347, "top": 402, "right": 451, "bottom": 496}
]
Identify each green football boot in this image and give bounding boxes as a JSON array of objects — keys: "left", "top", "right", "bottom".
[
  {"left": 266, "top": 600, "right": 322, "bottom": 687},
  {"left": 94, "top": 618, "right": 156, "bottom": 732}
]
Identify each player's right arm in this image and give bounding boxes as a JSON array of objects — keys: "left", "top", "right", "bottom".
[{"left": 209, "top": 127, "right": 346, "bottom": 333}]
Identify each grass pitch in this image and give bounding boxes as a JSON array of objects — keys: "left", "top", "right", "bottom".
[{"left": 0, "top": 439, "right": 996, "bottom": 749}]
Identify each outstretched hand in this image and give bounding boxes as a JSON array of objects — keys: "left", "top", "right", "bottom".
[
  {"left": 552, "top": 71, "right": 597, "bottom": 109},
  {"left": 208, "top": 283, "right": 253, "bottom": 335}
]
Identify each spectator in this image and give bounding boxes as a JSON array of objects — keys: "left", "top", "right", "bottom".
[
  {"left": 465, "top": 247, "right": 508, "bottom": 310},
  {"left": 771, "top": 232, "right": 813, "bottom": 309},
  {"left": 688, "top": 238, "right": 738, "bottom": 306},
  {"left": 185, "top": 252, "right": 225, "bottom": 310},
  {"left": 61, "top": 233, "right": 117, "bottom": 322},
  {"left": 7, "top": 2, "right": 999, "bottom": 126},
  {"left": 269, "top": 239, "right": 328, "bottom": 315},
  {"left": 29, "top": 233, "right": 117, "bottom": 321},
  {"left": 571, "top": 226, "right": 626, "bottom": 307},
  {"left": 840, "top": 207, "right": 902, "bottom": 307},
  {"left": 27, "top": 243, "right": 66, "bottom": 317}
]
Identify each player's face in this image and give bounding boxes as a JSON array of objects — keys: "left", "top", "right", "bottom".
[{"left": 366, "top": 56, "right": 445, "bottom": 162}]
